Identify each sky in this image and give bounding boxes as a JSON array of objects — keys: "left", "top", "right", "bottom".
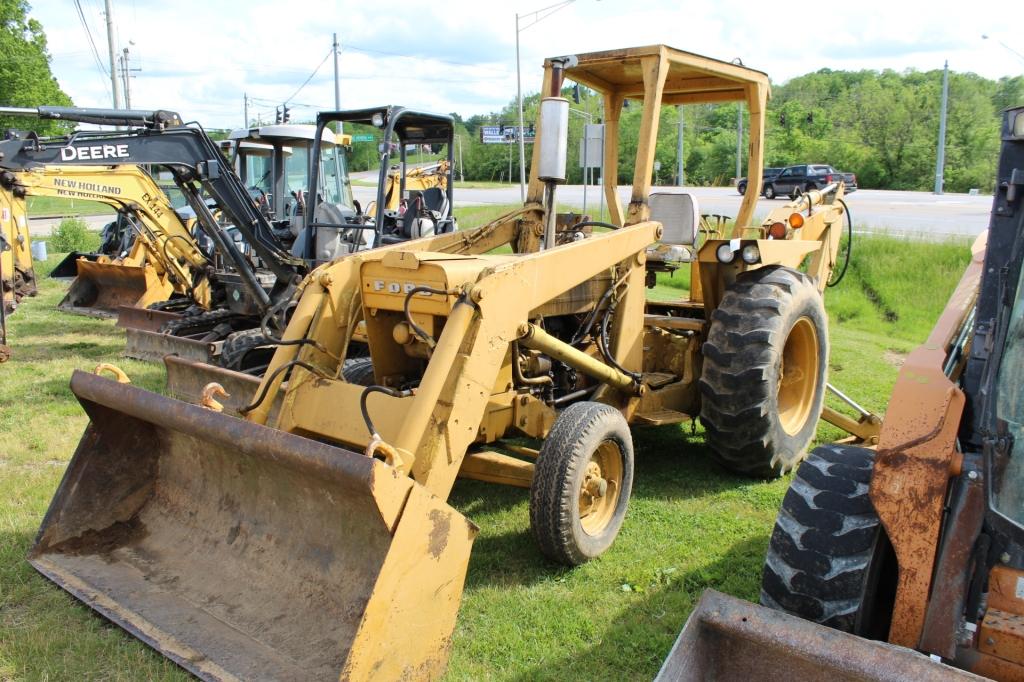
[{"left": 30, "top": 0, "right": 1024, "bottom": 129}]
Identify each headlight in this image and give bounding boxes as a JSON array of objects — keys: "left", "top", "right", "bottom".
[
  {"left": 716, "top": 243, "right": 735, "bottom": 263},
  {"left": 741, "top": 244, "right": 761, "bottom": 264}
]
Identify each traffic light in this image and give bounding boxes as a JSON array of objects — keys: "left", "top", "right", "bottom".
[
  {"left": 283, "top": 105, "right": 291, "bottom": 123},
  {"left": 275, "top": 106, "right": 282, "bottom": 124}
]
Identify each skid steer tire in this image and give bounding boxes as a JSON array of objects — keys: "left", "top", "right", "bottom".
[
  {"left": 699, "top": 266, "right": 827, "bottom": 478},
  {"left": 760, "top": 444, "right": 896, "bottom": 638},
  {"left": 220, "top": 328, "right": 275, "bottom": 372},
  {"left": 530, "top": 401, "right": 634, "bottom": 566},
  {"left": 342, "top": 357, "right": 376, "bottom": 386}
]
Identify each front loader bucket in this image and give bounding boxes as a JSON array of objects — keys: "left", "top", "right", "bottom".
[
  {"left": 163, "top": 355, "right": 283, "bottom": 421},
  {"left": 656, "top": 590, "right": 981, "bottom": 682},
  {"left": 57, "top": 260, "right": 172, "bottom": 318},
  {"left": 30, "top": 371, "right": 477, "bottom": 681},
  {"left": 50, "top": 251, "right": 99, "bottom": 280}
]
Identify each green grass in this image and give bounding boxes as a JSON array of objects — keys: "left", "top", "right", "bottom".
[
  {"left": 26, "top": 196, "right": 114, "bottom": 217},
  {"left": 0, "top": 232, "right": 971, "bottom": 680}
]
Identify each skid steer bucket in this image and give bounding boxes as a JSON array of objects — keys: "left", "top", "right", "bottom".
[
  {"left": 656, "top": 590, "right": 981, "bottom": 681},
  {"left": 30, "top": 371, "right": 477, "bottom": 681},
  {"left": 57, "top": 260, "right": 173, "bottom": 318},
  {"left": 50, "top": 251, "right": 99, "bottom": 280}
]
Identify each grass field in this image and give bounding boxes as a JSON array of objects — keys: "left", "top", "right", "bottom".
[
  {"left": 25, "top": 196, "right": 114, "bottom": 218},
  {"left": 0, "top": 225, "right": 972, "bottom": 680}
]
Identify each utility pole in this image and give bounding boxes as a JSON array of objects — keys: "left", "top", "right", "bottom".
[
  {"left": 676, "top": 105, "right": 685, "bottom": 186},
  {"left": 456, "top": 135, "right": 464, "bottom": 182},
  {"left": 934, "top": 60, "right": 949, "bottom": 195},
  {"left": 244, "top": 93, "right": 249, "bottom": 128},
  {"left": 120, "top": 48, "right": 132, "bottom": 109},
  {"left": 515, "top": 13, "right": 526, "bottom": 202},
  {"left": 332, "top": 33, "right": 342, "bottom": 132},
  {"left": 104, "top": 0, "right": 122, "bottom": 109}
]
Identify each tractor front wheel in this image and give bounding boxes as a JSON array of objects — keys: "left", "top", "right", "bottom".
[
  {"left": 530, "top": 401, "right": 634, "bottom": 565},
  {"left": 699, "top": 266, "right": 828, "bottom": 477}
]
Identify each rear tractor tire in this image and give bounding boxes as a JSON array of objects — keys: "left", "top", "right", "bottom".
[
  {"left": 699, "top": 266, "right": 828, "bottom": 478},
  {"left": 530, "top": 401, "right": 634, "bottom": 566},
  {"left": 760, "top": 444, "right": 896, "bottom": 638}
]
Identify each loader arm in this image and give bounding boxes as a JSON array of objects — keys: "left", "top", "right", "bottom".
[{"left": 252, "top": 219, "right": 662, "bottom": 500}]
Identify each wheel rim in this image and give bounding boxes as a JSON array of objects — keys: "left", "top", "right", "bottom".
[
  {"left": 778, "top": 316, "right": 820, "bottom": 435},
  {"left": 578, "top": 439, "right": 623, "bottom": 536}
]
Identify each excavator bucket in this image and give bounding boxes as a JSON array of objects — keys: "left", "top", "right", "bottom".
[
  {"left": 30, "top": 371, "right": 477, "bottom": 681},
  {"left": 57, "top": 259, "right": 172, "bottom": 318},
  {"left": 656, "top": 590, "right": 981, "bottom": 681}
]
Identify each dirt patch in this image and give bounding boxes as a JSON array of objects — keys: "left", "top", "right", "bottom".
[{"left": 883, "top": 350, "right": 906, "bottom": 367}]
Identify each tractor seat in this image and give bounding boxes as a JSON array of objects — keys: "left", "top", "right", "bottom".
[
  {"left": 647, "top": 192, "right": 699, "bottom": 264},
  {"left": 420, "top": 187, "right": 449, "bottom": 219}
]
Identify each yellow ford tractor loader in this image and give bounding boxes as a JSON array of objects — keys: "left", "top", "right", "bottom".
[{"left": 30, "top": 45, "right": 856, "bottom": 679}]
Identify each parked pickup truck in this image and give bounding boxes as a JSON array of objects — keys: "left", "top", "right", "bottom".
[
  {"left": 736, "top": 167, "right": 783, "bottom": 195},
  {"left": 763, "top": 164, "right": 857, "bottom": 199}
]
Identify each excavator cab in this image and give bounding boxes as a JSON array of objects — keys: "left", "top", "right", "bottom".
[{"left": 227, "top": 124, "right": 350, "bottom": 247}]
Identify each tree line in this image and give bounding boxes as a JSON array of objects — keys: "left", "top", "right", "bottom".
[{"left": 436, "top": 68, "right": 1023, "bottom": 193}]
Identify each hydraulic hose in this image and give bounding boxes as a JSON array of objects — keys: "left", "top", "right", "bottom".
[{"left": 828, "top": 198, "right": 853, "bottom": 287}]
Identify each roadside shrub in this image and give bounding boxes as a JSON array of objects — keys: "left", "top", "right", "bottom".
[{"left": 49, "top": 217, "right": 98, "bottom": 253}]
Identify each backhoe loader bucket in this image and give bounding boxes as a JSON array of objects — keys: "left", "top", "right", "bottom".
[
  {"left": 30, "top": 371, "right": 477, "bottom": 681},
  {"left": 656, "top": 590, "right": 980, "bottom": 681},
  {"left": 57, "top": 259, "right": 172, "bottom": 318}
]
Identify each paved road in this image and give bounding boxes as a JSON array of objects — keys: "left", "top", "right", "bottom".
[
  {"left": 356, "top": 184, "right": 992, "bottom": 240},
  {"left": 29, "top": 186, "right": 991, "bottom": 242},
  {"left": 28, "top": 214, "right": 112, "bottom": 237}
]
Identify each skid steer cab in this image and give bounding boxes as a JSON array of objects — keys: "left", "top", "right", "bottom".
[{"left": 32, "top": 45, "right": 856, "bottom": 680}]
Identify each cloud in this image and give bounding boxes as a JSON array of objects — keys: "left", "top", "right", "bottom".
[{"left": 28, "top": 0, "right": 1023, "bottom": 128}]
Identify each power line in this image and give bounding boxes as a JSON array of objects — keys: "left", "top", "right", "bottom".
[
  {"left": 283, "top": 49, "right": 333, "bottom": 105},
  {"left": 73, "top": 0, "right": 112, "bottom": 99}
]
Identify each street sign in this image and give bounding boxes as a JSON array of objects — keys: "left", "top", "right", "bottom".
[
  {"left": 579, "top": 124, "right": 604, "bottom": 169},
  {"left": 480, "top": 124, "right": 535, "bottom": 144},
  {"left": 351, "top": 134, "right": 375, "bottom": 142}
]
